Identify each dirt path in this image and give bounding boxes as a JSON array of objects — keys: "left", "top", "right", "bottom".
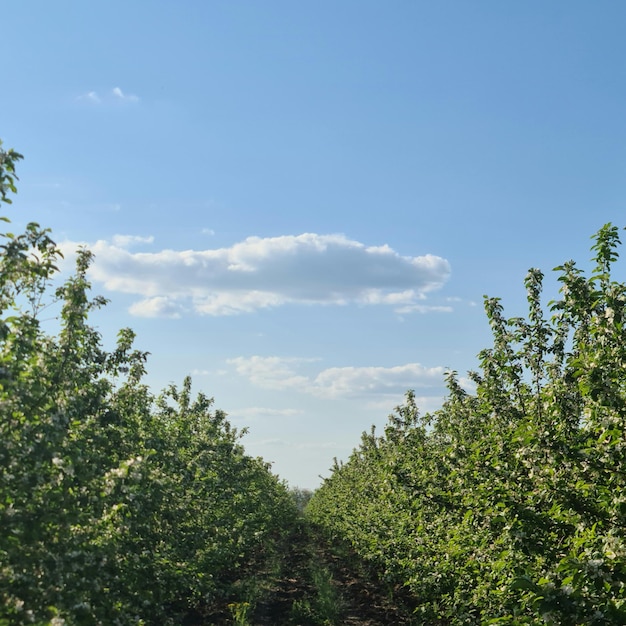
[
  {"left": 251, "top": 521, "right": 315, "bottom": 624},
  {"left": 251, "top": 522, "right": 416, "bottom": 626},
  {"left": 184, "top": 520, "right": 416, "bottom": 625}
]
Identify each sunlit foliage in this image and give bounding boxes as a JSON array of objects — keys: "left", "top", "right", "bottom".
[
  {"left": 308, "top": 224, "right": 626, "bottom": 624},
  {"left": 0, "top": 142, "right": 297, "bottom": 625}
]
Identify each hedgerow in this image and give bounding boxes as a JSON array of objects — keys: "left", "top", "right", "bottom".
[
  {"left": 308, "top": 224, "right": 626, "bottom": 624},
  {"left": 0, "top": 141, "right": 297, "bottom": 625}
]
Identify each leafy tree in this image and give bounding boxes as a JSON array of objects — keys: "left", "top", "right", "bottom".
[
  {"left": 289, "top": 487, "right": 314, "bottom": 513},
  {"left": 308, "top": 224, "right": 626, "bottom": 624},
  {"left": 0, "top": 141, "right": 297, "bottom": 625}
]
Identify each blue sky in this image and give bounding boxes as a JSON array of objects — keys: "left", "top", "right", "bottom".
[{"left": 3, "top": 1, "right": 626, "bottom": 488}]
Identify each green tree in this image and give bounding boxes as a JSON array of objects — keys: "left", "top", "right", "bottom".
[
  {"left": 0, "top": 141, "right": 297, "bottom": 625},
  {"left": 308, "top": 224, "right": 626, "bottom": 624}
]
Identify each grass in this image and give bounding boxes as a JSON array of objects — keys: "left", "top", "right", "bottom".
[{"left": 290, "top": 561, "right": 344, "bottom": 625}]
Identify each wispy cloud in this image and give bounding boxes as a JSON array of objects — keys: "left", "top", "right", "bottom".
[
  {"left": 246, "top": 438, "right": 344, "bottom": 451},
  {"left": 112, "top": 86, "right": 139, "bottom": 102},
  {"left": 77, "top": 87, "right": 139, "bottom": 104},
  {"left": 395, "top": 304, "right": 453, "bottom": 314},
  {"left": 229, "top": 407, "right": 304, "bottom": 420},
  {"left": 444, "top": 296, "right": 478, "bottom": 308},
  {"left": 227, "top": 355, "right": 447, "bottom": 399},
  {"left": 128, "top": 296, "right": 184, "bottom": 319},
  {"left": 78, "top": 91, "right": 101, "bottom": 103},
  {"left": 227, "top": 356, "right": 319, "bottom": 391},
  {"left": 364, "top": 395, "right": 444, "bottom": 414},
  {"left": 190, "top": 368, "right": 212, "bottom": 376},
  {"left": 59, "top": 233, "right": 451, "bottom": 317},
  {"left": 111, "top": 234, "right": 154, "bottom": 247}
]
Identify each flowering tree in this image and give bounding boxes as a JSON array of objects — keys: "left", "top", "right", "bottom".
[
  {"left": 0, "top": 142, "right": 296, "bottom": 625},
  {"left": 309, "top": 224, "right": 626, "bottom": 624}
]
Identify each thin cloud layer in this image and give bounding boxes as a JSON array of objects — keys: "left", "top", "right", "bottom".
[
  {"left": 60, "top": 233, "right": 451, "bottom": 317},
  {"left": 227, "top": 355, "right": 447, "bottom": 399}
]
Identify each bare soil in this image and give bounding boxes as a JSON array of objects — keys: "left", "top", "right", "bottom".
[
  {"left": 183, "top": 521, "right": 417, "bottom": 625},
  {"left": 252, "top": 522, "right": 416, "bottom": 626}
]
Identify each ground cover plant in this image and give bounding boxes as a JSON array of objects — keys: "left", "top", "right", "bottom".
[
  {"left": 0, "top": 142, "right": 298, "bottom": 625},
  {"left": 307, "top": 224, "right": 626, "bottom": 624}
]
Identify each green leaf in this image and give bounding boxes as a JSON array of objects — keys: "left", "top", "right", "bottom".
[{"left": 511, "top": 577, "right": 540, "bottom": 592}]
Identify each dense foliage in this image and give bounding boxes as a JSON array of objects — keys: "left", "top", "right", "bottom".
[
  {"left": 0, "top": 142, "right": 297, "bottom": 625},
  {"left": 308, "top": 224, "right": 626, "bottom": 623},
  {"left": 8, "top": 136, "right": 626, "bottom": 624}
]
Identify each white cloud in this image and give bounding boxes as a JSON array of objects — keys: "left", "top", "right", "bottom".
[
  {"left": 227, "top": 356, "right": 317, "bottom": 391},
  {"left": 229, "top": 407, "right": 303, "bottom": 419},
  {"left": 228, "top": 355, "right": 447, "bottom": 399},
  {"left": 312, "top": 363, "right": 446, "bottom": 397},
  {"left": 458, "top": 376, "right": 477, "bottom": 393},
  {"left": 443, "top": 296, "right": 478, "bottom": 308},
  {"left": 59, "top": 232, "right": 451, "bottom": 317},
  {"left": 128, "top": 296, "right": 184, "bottom": 318},
  {"left": 111, "top": 234, "right": 154, "bottom": 247},
  {"left": 364, "top": 395, "right": 444, "bottom": 414},
  {"left": 112, "top": 86, "right": 139, "bottom": 102},
  {"left": 250, "top": 438, "right": 291, "bottom": 448},
  {"left": 78, "top": 91, "right": 101, "bottom": 103},
  {"left": 77, "top": 88, "right": 139, "bottom": 104},
  {"left": 395, "top": 304, "right": 453, "bottom": 314}
]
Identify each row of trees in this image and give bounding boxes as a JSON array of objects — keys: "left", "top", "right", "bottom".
[
  {"left": 0, "top": 143, "right": 298, "bottom": 624},
  {"left": 6, "top": 137, "right": 626, "bottom": 623},
  {"left": 308, "top": 225, "right": 626, "bottom": 623}
]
